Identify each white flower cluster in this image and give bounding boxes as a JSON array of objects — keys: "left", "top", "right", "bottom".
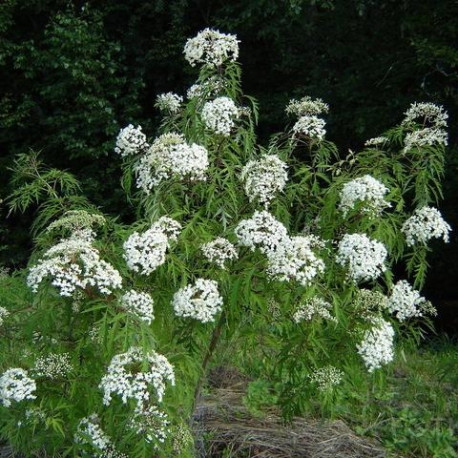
[
  {"left": 75, "top": 414, "right": 112, "bottom": 453},
  {"left": 402, "top": 102, "right": 448, "bottom": 153},
  {"left": 33, "top": 353, "right": 72, "bottom": 378},
  {"left": 172, "top": 278, "right": 223, "bottom": 323},
  {"left": 0, "top": 368, "right": 36, "bottom": 407},
  {"left": 285, "top": 96, "right": 329, "bottom": 117},
  {"left": 386, "top": 280, "right": 434, "bottom": 321},
  {"left": 234, "top": 210, "right": 288, "bottom": 254},
  {"left": 309, "top": 366, "right": 343, "bottom": 392},
  {"left": 0, "top": 306, "right": 9, "bottom": 326},
  {"left": 354, "top": 289, "right": 388, "bottom": 319},
  {"left": 202, "top": 97, "right": 239, "bottom": 136},
  {"left": 184, "top": 28, "right": 239, "bottom": 67},
  {"left": 201, "top": 238, "right": 238, "bottom": 269},
  {"left": 120, "top": 290, "right": 154, "bottom": 324},
  {"left": 241, "top": 155, "right": 288, "bottom": 207},
  {"left": 155, "top": 92, "right": 183, "bottom": 114},
  {"left": 356, "top": 318, "right": 395, "bottom": 372},
  {"left": 187, "top": 77, "right": 226, "bottom": 100},
  {"left": 402, "top": 102, "right": 448, "bottom": 129},
  {"left": 292, "top": 115, "right": 326, "bottom": 141},
  {"left": 27, "top": 229, "right": 122, "bottom": 297},
  {"left": 99, "top": 347, "right": 175, "bottom": 410},
  {"left": 267, "top": 236, "right": 325, "bottom": 286},
  {"left": 129, "top": 405, "right": 169, "bottom": 444},
  {"left": 338, "top": 175, "right": 390, "bottom": 217},
  {"left": 114, "top": 124, "right": 149, "bottom": 158},
  {"left": 336, "top": 233, "right": 387, "bottom": 283},
  {"left": 293, "top": 297, "right": 336, "bottom": 323},
  {"left": 135, "top": 133, "right": 209, "bottom": 192},
  {"left": 364, "top": 136, "right": 388, "bottom": 147},
  {"left": 401, "top": 206, "right": 451, "bottom": 246},
  {"left": 123, "top": 217, "right": 181, "bottom": 275}
]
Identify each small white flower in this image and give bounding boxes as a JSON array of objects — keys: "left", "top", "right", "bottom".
[
  {"left": 338, "top": 175, "right": 390, "bottom": 217},
  {"left": 336, "top": 233, "right": 387, "bottom": 283},
  {"left": 0, "top": 306, "right": 9, "bottom": 326},
  {"left": 0, "top": 368, "right": 37, "bottom": 407},
  {"left": 75, "top": 414, "right": 113, "bottom": 453},
  {"left": 184, "top": 28, "right": 239, "bottom": 67},
  {"left": 357, "top": 318, "right": 394, "bottom": 372},
  {"left": 292, "top": 115, "right": 326, "bottom": 140},
  {"left": 33, "top": 353, "right": 72, "bottom": 378},
  {"left": 129, "top": 406, "right": 169, "bottom": 444},
  {"left": 401, "top": 206, "right": 451, "bottom": 246},
  {"left": 309, "top": 366, "right": 343, "bottom": 391},
  {"left": 202, "top": 97, "right": 239, "bottom": 136},
  {"left": 114, "top": 124, "right": 149, "bottom": 157},
  {"left": 241, "top": 155, "right": 288, "bottom": 207},
  {"left": 293, "top": 297, "right": 336, "bottom": 323},
  {"left": 172, "top": 278, "right": 223, "bottom": 323}
]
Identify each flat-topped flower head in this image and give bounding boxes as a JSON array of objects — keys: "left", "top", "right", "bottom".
[
  {"left": 286, "top": 96, "right": 329, "bottom": 117},
  {"left": 402, "top": 102, "right": 448, "bottom": 129},
  {"left": 99, "top": 347, "right": 175, "bottom": 409},
  {"left": 27, "top": 229, "right": 122, "bottom": 297},
  {"left": 135, "top": 132, "right": 209, "bottom": 192},
  {"left": 121, "top": 290, "right": 154, "bottom": 324},
  {"left": 386, "top": 280, "right": 435, "bottom": 321},
  {"left": 184, "top": 28, "right": 239, "bottom": 67},
  {"left": 202, "top": 97, "right": 239, "bottom": 136},
  {"left": 0, "top": 368, "right": 37, "bottom": 407},
  {"left": 292, "top": 115, "right": 326, "bottom": 141},
  {"left": 267, "top": 236, "right": 325, "bottom": 286},
  {"left": 241, "top": 155, "right": 288, "bottom": 208},
  {"left": 155, "top": 92, "right": 183, "bottom": 114},
  {"left": 401, "top": 206, "right": 451, "bottom": 246},
  {"left": 115, "top": 124, "right": 149, "bottom": 157},
  {"left": 336, "top": 233, "right": 387, "bottom": 283},
  {"left": 338, "top": 175, "right": 391, "bottom": 217},
  {"left": 357, "top": 318, "right": 394, "bottom": 372},
  {"left": 172, "top": 278, "right": 223, "bottom": 323},
  {"left": 234, "top": 210, "right": 289, "bottom": 254},
  {"left": 201, "top": 238, "right": 238, "bottom": 269}
]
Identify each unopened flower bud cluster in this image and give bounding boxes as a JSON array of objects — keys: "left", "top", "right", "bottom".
[
  {"left": 99, "top": 347, "right": 175, "bottom": 410},
  {"left": 241, "top": 155, "right": 288, "bottom": 207},
  {"left": 0, "top": 368, "right": 37, "bottom": 407},
  {"left": 357, "top": 318, "right": 395, "bottom": 372},
  {"left": 202, "top": 97, "right": 239, "bottom": 136},
  {"left": 46, "top": 210, "right": 106, "bottom": 234},
  {"left": 120, "top": 290, "right": 154, "bottom": 324},
  {"left": 401, "top": 206, "right": 451, "bottom": 246},
  {"left": 336, "top": 233, "right": 387, "bottom": 283},
  {"left": 386, "top": 280, "right": 434, "bottom": 321},
  {"left": 114, "top": 124, "right": 149, "bottom": 158},
  {"left": 364, "top": 136, "right": 388, "bottom": 147},
  {"left": 155, "top": 92, "right": 183, "bottom": 114},
  {"left": 27, "top": 229, "right": 122, "bottom": 297},
  {"left": 267, "top": 236, "right": 325, "bottom": 286},
  {"left": 33, "top": 352, "right": 72, "bottom": 378},
  {"left": 285, "top": 96, "right": 329, "bottom": 117},
  {"left": 172, "top": 278, "right": 223, "bottom": 323},
  {"left": 354, "top": 289, "right": 388, "bottom": 320},
  {"left": 201, "top": 238, "right": 238, "bottom": 269},
  {"left": 293, "top": 297, "right": 336, "bottom": 323},
  {"left": 135, "top": 133, "right": 209, "bottom": 193},
  {"left": 123, "top": 217, "right": 181, "bottom": 275},
  {"left": 184, "top": 28, "right": 239, "bottom": 67},
  {"left": 338, "top": 175, "right": 390, "bottom": 217},
  {"left": 309, "top": 366, "right": 343, "bottom": 391}
]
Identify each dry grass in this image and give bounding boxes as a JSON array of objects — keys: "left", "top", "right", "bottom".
[{"left": 193, "top": 387, "right": 386, "bottom": 458}]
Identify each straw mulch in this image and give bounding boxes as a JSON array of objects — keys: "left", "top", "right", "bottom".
[{"left": 193, "top": 376, "right": 386, "bottom": 458}]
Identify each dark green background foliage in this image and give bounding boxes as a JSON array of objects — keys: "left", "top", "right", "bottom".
[{"left": 0, "top": 0, "right": 457, "bottom": 327}]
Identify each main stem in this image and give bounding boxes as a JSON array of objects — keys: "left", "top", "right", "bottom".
[{"left": 191, "top": 310, "right": 226, "bottom": 416}]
